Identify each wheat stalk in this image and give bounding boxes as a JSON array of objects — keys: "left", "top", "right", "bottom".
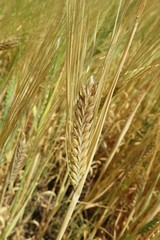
[{"left": 68, "top": 80, "right": 97, "bottom": 187}]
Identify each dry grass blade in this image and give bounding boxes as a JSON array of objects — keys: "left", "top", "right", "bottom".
[{"left": 68, "top": 80, "right": 97, "bottom": 187}]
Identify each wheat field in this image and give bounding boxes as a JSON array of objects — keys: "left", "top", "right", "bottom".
[{"left": 0, "top": 0, "right": 160, "bottom": 239}]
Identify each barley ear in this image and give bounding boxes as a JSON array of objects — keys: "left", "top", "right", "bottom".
[
  {"left": 68, "top": 80, "right": 97, "bottom": 187},
  {"left": 0, "top": 132, "right": 27, "bottom": 205},
  {"left": 9, "top": 132, "right": 27, "bottom": 189},
  {"left": 0, "top": 37, "right": 19, "bottom": 51}
]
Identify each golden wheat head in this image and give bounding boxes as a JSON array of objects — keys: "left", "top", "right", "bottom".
[
  {"left": 68, "top": 80, "right": 97, "bottom": 187},
  {"left": 0, "top": 37, "right": 19, "bottom": 51},
  {"left": 9, "top": 132, "right": 27, "bottom": 187}
]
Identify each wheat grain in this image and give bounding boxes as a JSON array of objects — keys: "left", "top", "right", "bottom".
[{"left": 68, "top": 80, "right": 97, "bottom": 187}]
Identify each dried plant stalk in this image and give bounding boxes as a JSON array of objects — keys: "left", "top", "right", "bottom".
[
  {"left": 0, "top": 207, "right": 8, "bottom": 236},
  {"left": 68, "top": 80, "right": 97, "bottom": 187}
]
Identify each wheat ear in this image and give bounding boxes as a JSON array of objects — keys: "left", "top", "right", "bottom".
[
  {"left": 9, "top": 132, "right": 27, "bottom": 189},
  {"left": 0, "top": 132, "right": 27, "bottom": 205},
  {"left": 0, "top": 37, "right": 19, "bottom": 51},
  {"left": 68, "top": 80, "right": 97, "bottom": 187}
]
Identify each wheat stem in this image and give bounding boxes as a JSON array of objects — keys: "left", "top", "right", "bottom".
[
  {"left": 56, "top": 80, "right": 97, "bottom": 239},
  {"left": 56, "top": 166, "right": 89, "bottom": 240}
]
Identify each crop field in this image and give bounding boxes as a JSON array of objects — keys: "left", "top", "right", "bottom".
[{"left": 0, "top": 0, "right": 160, "bottom": 239}]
